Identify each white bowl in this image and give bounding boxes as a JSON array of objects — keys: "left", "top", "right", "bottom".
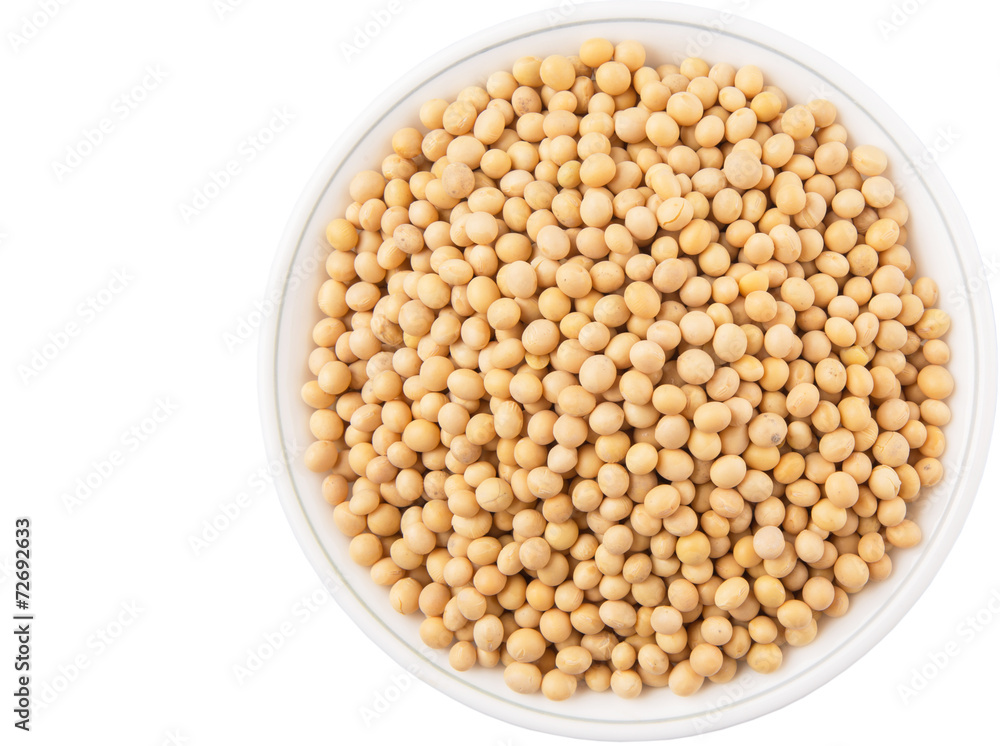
[{"left": 259, "top": 2, "right": 997, "bottom": 739}]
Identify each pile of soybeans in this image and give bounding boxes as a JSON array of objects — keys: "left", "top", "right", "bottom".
[{"left": 300, "top": 39, "right": 954, "bottom": 700}]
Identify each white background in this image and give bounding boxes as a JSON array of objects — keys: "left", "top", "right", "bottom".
[{"left": 2, "top": 0, "right": 998, "bottom": 743}]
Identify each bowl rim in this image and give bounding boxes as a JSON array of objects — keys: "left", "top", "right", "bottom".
[{"left": 258, "top": 2, "right": 998, "bottom": 739}]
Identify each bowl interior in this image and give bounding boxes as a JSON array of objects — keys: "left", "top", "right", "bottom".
[{"left": 262, "top": 4, "right": 995, "bottom": 739}]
